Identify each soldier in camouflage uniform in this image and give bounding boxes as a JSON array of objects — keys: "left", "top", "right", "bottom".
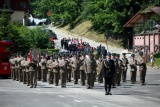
[
  {"left": 59, "top": 55, "right": 67, "bottom": 88},
  {"left": 17, "top": 54, "right": 23, "bottom": 82},
  {"left": 66, "top": 55, "right": 72, "bottom": 82},
  {"left": 70, "top": 54, "right": 79, "bottom": 84},
  {"left": 25, "top": 56, "right": 30, "bottom": 86},
  {"left": 96, "top": 56, "right": 103, "bottom": 83},
  {"left": 84, "top": 53, "right": 96, "bottom": 89},
  {"left": 52, "top": 56, "right": 60, "bottom": 86},
  {"left": 138, "top": 52, "right": 147, "bottom": 85},
  {"left": 121, "top": 53, "right": 129, "bottom": 82},
  {"left": 79, "top": 54, "right": 86, "bottom": 86},
  {"left": 9, "top": 55, "right": 16, "bottom": 80},
  {"left": 14, "top": 55, "right": 19, "bottom": 81},
  {"left": 129, "top": 54, "right": 137, "bottom": 84},
  {"left": 47, "top": 56, "right": 54, "bottom": 84},
  {"left": 21, "top": 56, "right": 27, "bottom": 84},
  {"left": 40, "top": 56, "right": 47, "bottom": 82}
]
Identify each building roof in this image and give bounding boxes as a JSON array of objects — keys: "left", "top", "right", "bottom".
[{"left": 123, "top": 6, "right": 160, "bottom": 27}]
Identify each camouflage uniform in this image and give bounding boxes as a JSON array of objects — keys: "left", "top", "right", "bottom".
[
  {"left": 47, "top": 58, "right": 53, "bottom": 84},
  {"left": 52, "top": 57, "right": 60, "bottom": 86},
  {"left": 121, "top": 53, "right": 129, "bottom": 82},
  {"left": 70, "top": 55, "right": 79, "bottom": 84},
  {"left": 59, "top": 56, "right": 67, "bottom": 88},
  {"left": 9, "top": 56, "right": 16, "bottom": 80},
  {"left": 40, "top": 57, "right": 47, "bottom": 82},
  {"left": 129, "top": 54, "right": 137, "bottom": 84},
  {"left": 96, "top": 58, "right": 103, "bottom": 83},
  {"left": 79, "top": 55, "right": 86, "bottom": 85},
  {"left": 138, "top": 52, "right": 147, "bottom": 85}
]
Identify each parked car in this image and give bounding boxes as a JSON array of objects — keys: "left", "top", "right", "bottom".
[{"left": 42, "top": 28, "right": 57, "bottom": 39}]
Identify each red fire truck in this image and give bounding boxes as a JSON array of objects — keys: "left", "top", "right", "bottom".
[{"left": 0, "top": 40, "right": 15, "bottom": 78}]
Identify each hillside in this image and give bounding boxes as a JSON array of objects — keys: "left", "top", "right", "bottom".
[{"left": 58, "top": 21, "right": 124, "bottom": 49}]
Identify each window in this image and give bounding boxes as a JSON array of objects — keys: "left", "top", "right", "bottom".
[{"left": 20, "top": 2, "right": 26, "bottom": 8}]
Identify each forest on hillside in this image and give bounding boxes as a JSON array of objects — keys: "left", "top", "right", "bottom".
[
  {"left": 29, "top": 0, "right": 160, "bottom": 48},
  {"left": 29, "top": 0, "right": 159, "bottom": 32}
]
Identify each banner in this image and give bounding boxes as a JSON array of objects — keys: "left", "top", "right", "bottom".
[{"left": 29, "top": 51, "right": 32, "bottom": 62}]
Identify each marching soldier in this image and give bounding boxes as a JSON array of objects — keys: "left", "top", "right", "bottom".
[
  {"left": 52, "top": 56, "right": 60, "bottom": 86},
  {"left": 37, "top": 51, "right": 41, "bottom": 81},
  {"left": 121, "top": 53, "right": 129, "bottom": 82},
  {"left": 21, "top": 57, "right": 27, "bottom": 84},
  {"left": 79, "top": 54, "right": 86, "bottom": 86},
  {"left": 25, "top": 56, "right": 30, "bottom": 86},
  {"left": 28, "top": 59, "right": 38, "bottom": 88},
  {"left": 47, "top": 56, "right": 54, "bottom": 84},
  {"left": 111, "top": 53, "right": 118, "bottom": 88},
  {"left": 116, "top": 54, "right": 123, "bottom": 86},
  {"left": 40, "top": 56, "right": 47, "bottom": 82},
  {"left": 102, "top": 52, "right": 115, "bottom": 95},
  {"left": 70, "top": 54, "right": 79, "bottom": 84},
  {"left": 138, "top": 52, "right": 147, "bottom": 85},
  {"left": 66, "top": 55, "right": 72, "bottom": 82},
  {"left": 91, "top": 53, "right": 97, "bottom": 87},
  {"left": 84, "top": 53, "right": 96, "bottom": 89},
  {"left": 96, "top": 56, "right": 103, "bottom": 83},
  {"left": 129, "top": 54, "right": 137, "bottom": 84},
  {"left": 14, "top": 54, "right": 19, "bottom": 81},
  {"left": 59, "top": 54, "right": 67, "bottom": 88},
  {"left": 17, "top": 54, "right": 23, "bottom": 82},
  {"left": 9, "top": 55, "right": 16, "bottom": 80}
]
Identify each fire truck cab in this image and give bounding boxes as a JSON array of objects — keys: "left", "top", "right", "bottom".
[{"left": 0, "top": 40, "right": 14, "bottom": 78}]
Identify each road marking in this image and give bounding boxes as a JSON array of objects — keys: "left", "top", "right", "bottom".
[
  {"left": 144, "top": 97, "right": 160, "bottom": 101},
  {"left": 46, "top": 92, "right": 52, "bottom": 93},
  {"left": 93, "top": 106, "right": 98, "bottom": 107},
  {"left": 36, "top": 89, "right": 41, "bottom": 90},
  {"left": 59, "top": 95, "right": 65, "bottom": 97},
  {"left": 74, "top": 100, "right": 82, "bottom": 103}
]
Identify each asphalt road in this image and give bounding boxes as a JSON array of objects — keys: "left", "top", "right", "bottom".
[
  {"left": 0, "top": 67, "right": 160, "bottom": 107},
  {"left": 0, "top": 27, "right": 160, "bottom": 107}
]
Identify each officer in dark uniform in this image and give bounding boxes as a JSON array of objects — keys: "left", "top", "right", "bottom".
[
  {"left": 116, "top": 54, "right": 123, "bottom": 86},
  {"left": 111, "top": 53, "right": 118, "bottom": 88},
  {"left": 102, "top": 52, "right": 115, "bottom": 95},
  {"left": 61, "top": 38, "right": 64, "bottom": 49},
  {"left": 138, "top": 52, "right": 147, "bottom": 85}
]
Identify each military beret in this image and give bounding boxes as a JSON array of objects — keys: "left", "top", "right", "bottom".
[
  {"left": 112, "top": 53, "right": 116, "bottom": 56},
  {"left": 54, "top": 55, "right": 58, "bottom": 59},
  {"left": 106, "top": 52, "right": 111, "bottom": 56},
  {"left": 116, "top": 54, "right": 120, "bottom": 57},
  {"left": 131, "top": 53, "right": 135, "bottom": 57},
  {"left": 122, "top": 53, "right": 126, "bottom": 55},
  {"left": 139, "top": 52, "right": 143, "bottom": 55}
]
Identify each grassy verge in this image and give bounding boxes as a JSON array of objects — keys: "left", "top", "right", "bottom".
[{"left": 60, "top": 21, "right": 123, "bottom": 48}]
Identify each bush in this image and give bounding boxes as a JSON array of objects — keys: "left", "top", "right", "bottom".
[{"left": 40, "top": 49, "right": 60, "bottom": 55}]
